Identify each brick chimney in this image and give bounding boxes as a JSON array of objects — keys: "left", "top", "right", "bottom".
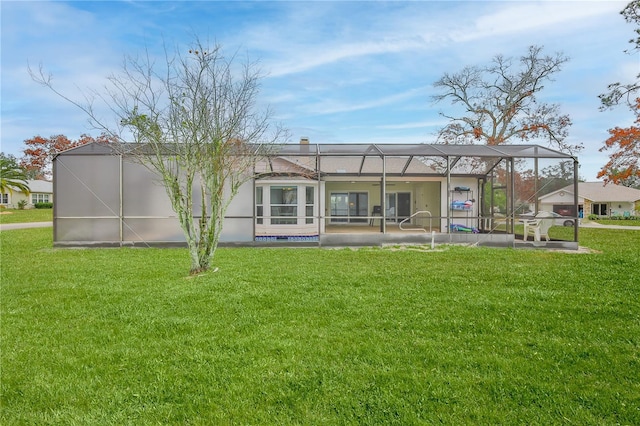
[{"left": 300, "top": 137, "right": 310, "bottom": 153}]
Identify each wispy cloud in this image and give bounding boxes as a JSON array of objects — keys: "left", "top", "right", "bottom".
[
  {"left": 268, "top": 37, "right": 428, "bottom": 77},
  {"left": 376, "top": 119, "right": 449, "bottom": 131},
  {"left": 451, "top": 1, "right": 624, "bottom": 43},
  {"left": 300, "top": 86, "right": 429, "bottom": 116}
]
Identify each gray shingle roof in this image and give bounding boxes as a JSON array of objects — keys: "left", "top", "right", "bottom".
[
  {"left": 27, "top": 180, "right": 53, "bottom": 193},
  {"left": 561, "top": 182, "right": 640, "bottom": 202}
]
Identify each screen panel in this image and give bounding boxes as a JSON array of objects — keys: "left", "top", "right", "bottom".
[
  {"left": 122, "top": 218, "right": 184, "bottom": 242},
  {"left": 220, "top": 217, "right": 254, "bottom": 242},
  {"left": 55, "top": 218, "right": 120, "bottom": 242},
  {"left": 122, "top": 161, "right": 175, "bottom": 217},
  {"left": 55, "top": 156, "right": 120, "bottom": 217}
]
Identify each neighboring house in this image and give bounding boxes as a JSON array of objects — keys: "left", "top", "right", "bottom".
[
  {"left": 52, "top": 141, "right": 579, "bottom": 249},
  {"left": 0, "top": 179, "right": 53, "bottom": 209},
  {"left": 538, "top": 182, "right": 640, "bottom": 218}
]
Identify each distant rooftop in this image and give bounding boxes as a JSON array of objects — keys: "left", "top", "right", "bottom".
[{"left": 556, "top": 181, "right": 640, "bottom": 202}]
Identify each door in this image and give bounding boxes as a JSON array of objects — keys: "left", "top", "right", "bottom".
[
  {"left": 385, "top": 193, "right": 396, "bottom": 221},
  {"left": 330, "top": 192, "right": 369, "bottom": 223},
  {"left": 349, "top": 192, "right": 368, "bottom": 223},
  {"left": 386, "top": 192, "right": 411, "bottom": 222},
  {"left": 330, "top": 193, "right": 349, "bottom": 223},
  {"left": 397, "top": 192, "right": 411, "bottom": 220}
]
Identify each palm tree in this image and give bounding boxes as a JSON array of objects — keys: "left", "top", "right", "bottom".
[{"left": 0, "top": 157, "right": 30, "bottom": 194}]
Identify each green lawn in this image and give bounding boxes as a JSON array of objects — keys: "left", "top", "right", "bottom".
[
  {"left": 1, "top": 227, "right": 639, "bottom": 424},
  {"left": 594, "top": 218, "right": 640, "bottom": 227},
  {"left": 0, "top": 208, "right": 52, "bottom": 224}
]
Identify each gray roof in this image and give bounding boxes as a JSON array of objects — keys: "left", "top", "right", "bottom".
[
  {"left": 271, "top": 143, "right": 574, "bottom": 159},
  {"left": 58, "top": 141, "right": 576, "bottom": 159},
  {"left": 556, "top": 182, "right": 640, "bottom": 202},
  {"left": 57, "top": 142, "right": 576, "bottom": 178},
  {"left": 267, "top": 143, "right": 574, "bottom": 177},
  {"left": 27, "top": 180, "right": 53, "bottom": 193}
]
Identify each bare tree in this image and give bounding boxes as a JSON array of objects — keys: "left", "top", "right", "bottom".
[
  {"left": 32, "top": 40, "right": 286, "bottom": 275},
  {"left": 433, "top": 45, "right": 579, "bottom": 154}
]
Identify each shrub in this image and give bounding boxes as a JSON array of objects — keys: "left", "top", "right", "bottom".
[
  {"left": 611, "top": 215, "right": 638, "bottom": 221},
  {"left": 587, "top": 214, "right": 598, "bottom": 220},
  {"left": 34, "top": 202, "right": 53, "bottom": 209},
  {"left": 17, "top": 200, "right": 27, "bottom": 210}
]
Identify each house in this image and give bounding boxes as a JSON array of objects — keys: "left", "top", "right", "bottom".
[
  {"left": 0, "top": 179, "right": 53, "bottom": 209},
  {"left": 52, "top": 141, "right": 580, "bottom": 249},
  {"left": 538, "top": 182, "right": 640, "bottom": 218}
]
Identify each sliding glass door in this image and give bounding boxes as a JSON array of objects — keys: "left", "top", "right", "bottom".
[
  {"left": 349, "top": 192, "right": 369, "bottom": 223},
  {"left": 385, "top": 192, "right": 411, "bottom": 222},
  {"left": 330, "top": 192, "right": 368, "bottom": 223}
]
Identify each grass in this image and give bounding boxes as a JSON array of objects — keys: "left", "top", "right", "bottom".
[
  {"left": 1, "top": 227, "right": 639, "bottom": 424},
  {"left": 0, "top": 208, "right": 52, "bottom": 224},
  {"left": 593, "top": 218, "right": 640, "bottom": 227}
]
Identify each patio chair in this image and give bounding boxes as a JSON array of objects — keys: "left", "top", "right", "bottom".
[{"left": 524, "top": 211, "right": 553, "bottom": 242}]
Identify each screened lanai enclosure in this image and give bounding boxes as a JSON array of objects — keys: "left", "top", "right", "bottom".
[{"left": 53, "top": 141, "right": 579, "bottom": 249}]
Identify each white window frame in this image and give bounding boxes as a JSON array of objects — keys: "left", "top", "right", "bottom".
[
  {"left": 254, "top": 181, "right": 319, "bottom": 238},
  {"left": 31, "top": 193, "right": 50, "bottom": 204},
  {"left": 270, "top": 186, "right": 298, "bottom": 225}
]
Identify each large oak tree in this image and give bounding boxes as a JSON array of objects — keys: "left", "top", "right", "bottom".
[{"left": 433, "top": 45, "right": 578, "bottom": 154}]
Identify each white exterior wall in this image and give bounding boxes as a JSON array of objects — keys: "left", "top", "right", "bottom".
[
  {"left": 609, "top": 202, "right": 637, "bottom": 216},
  {"left": 1, "top": 190, "right": 20, "bottom": 209},
  {"left": 1, "top": 183, "right": 53, "bottom": 209},
  {"left": 219, "top": 180, "right": 255, "bottom": 243}
]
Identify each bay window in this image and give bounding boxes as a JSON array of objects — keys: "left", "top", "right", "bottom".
[{"left": 270, "top": 186, "right": 297, "bottom": 225}]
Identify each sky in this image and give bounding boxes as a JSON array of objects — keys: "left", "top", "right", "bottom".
[{"left": 1, "top": 0, "right": 637, "bottom": 181}]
